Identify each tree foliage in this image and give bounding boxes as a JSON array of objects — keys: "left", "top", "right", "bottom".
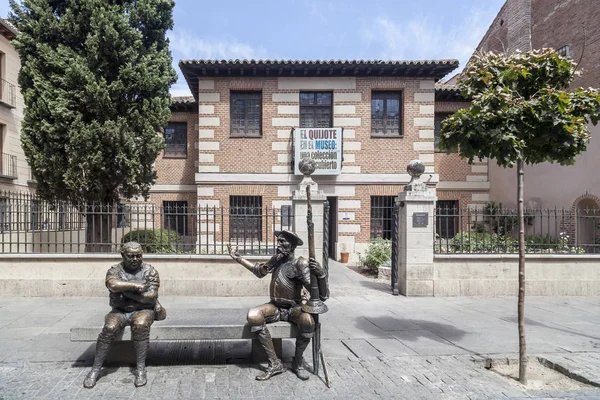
[
  {"left": 440, "top": 49, "right": 600, "bottom": 167},
  {"left": 439, "top": 48, "right": 600, "bottom": 384},
  {"left": 9, "top": 0, "right": 177, "bottom": 204}
]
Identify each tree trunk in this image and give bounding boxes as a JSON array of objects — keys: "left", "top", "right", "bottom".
[
  {"left": 517, "top": 158, "right": 527, "bottom": 384},
  {"left": 85, "top": 203, "right": 113, "bottom": 253}
]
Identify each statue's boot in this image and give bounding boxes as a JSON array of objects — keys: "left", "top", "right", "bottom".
[
  {"left": 255, "top": 325, "right": 285, "bottom": 381},
  {"left": 291, "top": 336, "right": 311, "bottom": 380},
  {"left": 133, "top": 339, "right": 149, "bottom": 387},
  {"left": 83, "top": 341, "right": 111, "bottom": 388}
]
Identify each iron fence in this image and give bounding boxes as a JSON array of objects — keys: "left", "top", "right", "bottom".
[
  {"left": 0, "top": 191, "right": 293, "bottom": 254},
  {"left": 434, "top": 205, "right": 600, "bottom": 254}
]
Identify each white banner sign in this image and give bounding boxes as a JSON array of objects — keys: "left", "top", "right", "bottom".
[{"left": 294, "top": 128, "right": 343, "bottom": 175}]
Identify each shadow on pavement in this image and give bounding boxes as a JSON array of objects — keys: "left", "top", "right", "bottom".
[{"left": 358, "top": 315, "right": 468, "bottom": 342}]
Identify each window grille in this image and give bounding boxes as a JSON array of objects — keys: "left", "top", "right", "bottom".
[
  {"left": 164, "top": 122, "right": 187, "bottom": 157},
  {"left": 230, "top": 196, "right": 262, "bottom": 241},
  {"left": 231, "top": 91, "right": 262, "bottom": 137},
  {"left": 370, "top": 196, "right": 396, "bottom": 239},
  {"left": 371, "top": 92, "right": 402, "bottom": 136}
]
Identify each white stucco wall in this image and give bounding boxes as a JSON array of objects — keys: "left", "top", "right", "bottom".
[{"left": 489, "top": 124, "right": 600, "bottom": 209}]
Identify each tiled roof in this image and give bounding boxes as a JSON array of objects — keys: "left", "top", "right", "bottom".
[
  {"left": 170, "top": 96, "right": 196, "bottom": 112},
  {"left": 180, "top": 59, "right": 459, "bottom": 101},
  {"left": 0, "top": 18, "right": 18, "bottom": 40},
  {"left": 171, "top": 96, "right": 196, "bottom": 104}
]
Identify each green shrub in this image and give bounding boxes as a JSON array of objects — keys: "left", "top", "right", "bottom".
[
  {"left": 363, "top": 237, "right": 392, "bottom": 271},
  {"left": 525, "top": 233, "right": 585, "bottom": 254},
  {"left": 121, "top": 229, "right": 183, "bottom": 253},
  {"left": 436, "top": 231, "right": 517, "bottom": 253},
  {"left": 436, "top": 231, "right": 585, "bottom": 254}
]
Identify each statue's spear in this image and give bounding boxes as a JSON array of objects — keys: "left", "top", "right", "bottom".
[{"left": 298, "top": 158, "right": 331, "bottom": 388}]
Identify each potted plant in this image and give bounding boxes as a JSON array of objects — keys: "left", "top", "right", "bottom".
[{"left": 339, "top": 243, "right": 349, "bottom": 263}]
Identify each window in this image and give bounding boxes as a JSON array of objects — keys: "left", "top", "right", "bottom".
[
  {"left": 370, "top": 196, "right": 396, "bottom": 240},
  {"left": 300, "top": 92, "right": 332, "bottom": 128},
  {"left": 436, "top": 200, "right": 458, "bottom": 239},
  {"left": 371, "top": 92, "right": 402, "bottom": 136},
  {"left": 434, "top": 113, "right": 452, "bottom": 151},
  {"left": 230, "top": 196, "right": 262, "bottom": 241},
  {"left": 231, "top": 91, "right": 262, "bottom": 137},
  {"left": 164, "top": 122, "right": 187, "bottom": 157},
  {"left": 556, "top": 45, "right": 571, "bottom": 58},
  {"left": 164, "top": 201, "right": 188, "bottom": 236}
]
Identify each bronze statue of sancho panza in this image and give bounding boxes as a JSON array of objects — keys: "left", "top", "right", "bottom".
[
  {"left": 228, "top": 230, "right": 328, "bottom": 381},
  {"left": 83, "top": 241, "right": 166, "bottom": 388}
]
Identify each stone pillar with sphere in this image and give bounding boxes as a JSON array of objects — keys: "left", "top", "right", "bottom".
[
  {"left": 292, "top": 158, "right": 326, "bottom": 266},
  {"left": 394, "top": 160, "right": 437, "bottom": 296}
]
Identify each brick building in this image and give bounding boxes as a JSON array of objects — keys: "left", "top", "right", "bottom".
[
  {"left": 470, "top": 0, "right": 600, "bottom": 250},
  {"left": 152, "top": 60, "right": 491, "bottom": 260}
]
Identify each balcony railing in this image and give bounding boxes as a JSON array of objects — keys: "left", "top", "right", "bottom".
[
  {"left": 0, "top": 153, "right": 17, "bottom": 179},
  {"left": 0, "top": 78, "right": 16, "bottom": 108}
]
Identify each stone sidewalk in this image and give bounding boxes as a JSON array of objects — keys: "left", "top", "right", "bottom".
[{"left": 1, "top": 260, "right": 600, "bottom": 399}]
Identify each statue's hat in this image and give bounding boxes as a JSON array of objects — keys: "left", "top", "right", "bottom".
[{"left": 274, "top": 230, "right": 304, "bottom": 247}]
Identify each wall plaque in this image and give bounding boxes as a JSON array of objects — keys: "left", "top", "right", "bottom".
[{"left": 412, "top": 212, "right": 428, "bottom": 227}]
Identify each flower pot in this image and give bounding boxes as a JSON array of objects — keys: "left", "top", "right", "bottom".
[{"left": 340, "top": 252, "right": 349, "bottom": 263}]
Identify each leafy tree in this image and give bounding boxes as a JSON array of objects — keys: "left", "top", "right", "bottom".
[
  {"left": 9, "top": 0, "right": 177, "bottom": 251},
  {"left": 440, "top": 49, "right": 600, "bottom": 383}
]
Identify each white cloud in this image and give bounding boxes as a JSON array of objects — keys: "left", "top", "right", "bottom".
[
  {"left": 361, "top": 7, "right": 498, "bottom": 72},
  {"left": 168, "top": 30, "right": 272, "bottom": 97},
  {"left": 168, "top": 30, "right": 269, "bottom": 61},
  {"left": 170, "top": 81, "right": 192, "bottom": 97}
]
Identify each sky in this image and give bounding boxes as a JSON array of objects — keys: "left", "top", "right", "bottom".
[{"left": 1, "top": 0, "right": 506, "bottom": 97}]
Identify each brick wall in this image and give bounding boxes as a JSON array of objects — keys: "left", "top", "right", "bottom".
[
  {"left": 197, "top": 76, "right": 435, "bottom": 175},
  {"left": 158, "top": 75, "right": 488, "bottom": 253},
  {"left": 154, "top": 111, "right": 198, "bottom": 185},
  {"left": 532, "top": 0, "right": 600, "bottom": 89}
]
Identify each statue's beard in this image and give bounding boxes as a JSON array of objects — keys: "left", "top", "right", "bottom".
[{"left": 265, "top": 249, "right": 291, "bottom": 271}]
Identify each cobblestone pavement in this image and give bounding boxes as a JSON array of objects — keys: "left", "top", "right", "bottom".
[
  {"left": 2, "top": 355, "right": 600, "bottom": 400},
  {"left": 2, "top": 261, "right": 600, "bottom": 399}
]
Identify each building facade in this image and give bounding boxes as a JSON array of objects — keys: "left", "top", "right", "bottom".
[
  {"left": 150, "top": 60, "right": 490, "bottom": 260},
  {"left": 474, "top": 0, "right": 600, "bottom": 217},
  {"left": 0, "top": 19, "right": 31, "bottom": 193}
]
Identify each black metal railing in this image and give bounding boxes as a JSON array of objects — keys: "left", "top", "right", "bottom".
[
  {"left": 434, "top": 205, "right": 600, "bottom": 254},
  {"left": 0, "top": 153, "right": 17, "bottom": 178},
  {"left": 0, "top": 78, "right": 16, "bottom": 108},
  {"left": 0, "top": 191, "right": 293, "bottom": 254}
]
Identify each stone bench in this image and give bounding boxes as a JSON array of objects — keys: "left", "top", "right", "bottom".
[{"left": 70, "top": 308, "right": 299, "bottom": 363}]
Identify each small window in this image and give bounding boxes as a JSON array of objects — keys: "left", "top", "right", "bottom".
[
  {"left": 164, "top": 201, "right": 188, "bottom": 236},
  {"left": 164, "top": 122, "right": 187, "bottom": 158},
  {"left": 436, "top": 200, "right": 458, "bottom": 239},
  {"left": 230, "top": 196, "right": 262, "bottom": 241},
  {"left": 556, "top": 45, "right": 571, "bottom": 58},
  {"left": 300, "top": 92, "right": 332, "bottom": 128},
  {"left": 370, "top": 196, "right": 396, "bottom": 240},
  {"left": 434, "top": 113, "right": 452, "bottom": 152},
  {"left": 231, "top": 91, "right": 262, "bottom": 137},
  {"left": 371, "top": 92, "right": 402, "bottom": 136}
]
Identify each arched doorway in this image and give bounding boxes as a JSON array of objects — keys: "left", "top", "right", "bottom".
[{"left": 576, "top": 197, "right": 600, "bottom": 253}]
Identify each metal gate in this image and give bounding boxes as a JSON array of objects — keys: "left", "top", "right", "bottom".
[
  {"left": 391, "top": 199, "right": 400, "bottom": 295},
  {"left": 322, "top": 200, "right": 330, "bottom": 272}
]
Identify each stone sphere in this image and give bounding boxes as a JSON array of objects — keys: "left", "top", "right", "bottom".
[
  {"left": 407, "top": 159, "right": 425, "bottom": 177},
  {"left": 299, "top": 158, "right": 316, "bottom": 176}
]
